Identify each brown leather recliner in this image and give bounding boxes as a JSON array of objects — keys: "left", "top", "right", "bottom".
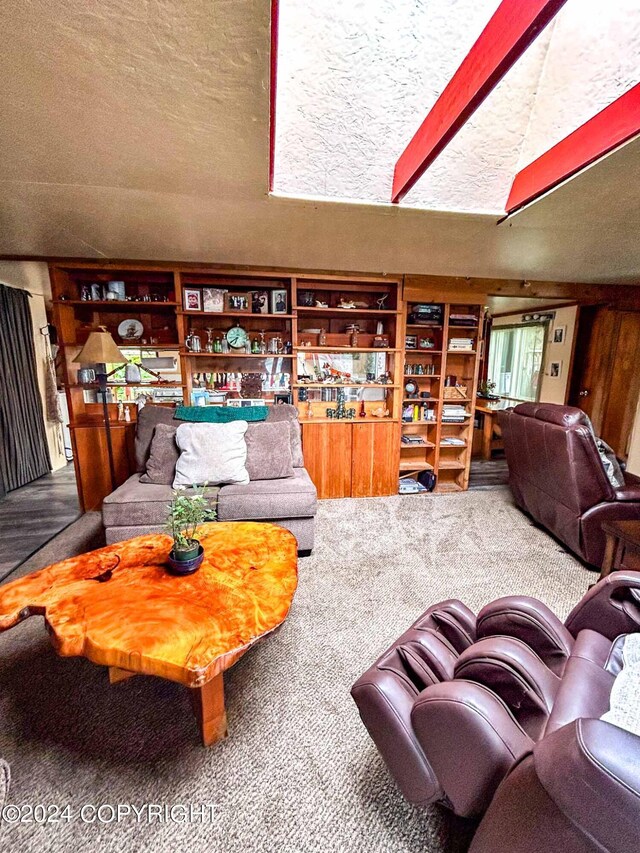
[
  {"left": 498, "top": 402, "right": 640, "bottom": 568},
  {"left": 351, "top": 573, "right": 640, "bottom": 852}
]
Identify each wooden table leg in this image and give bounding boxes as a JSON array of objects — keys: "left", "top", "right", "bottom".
[
  {"left": 481, "top": 412, "right": 493, "bottom": 460},
  {"left": 190, "top": 673, "right": 228, "bottom": 747},
  {"left": 599, "top": 533, "right": 619, "bottom": 580}
]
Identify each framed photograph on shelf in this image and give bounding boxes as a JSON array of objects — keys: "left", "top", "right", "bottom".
[
  {"left": 553, "top": 326, "right": 566, "bottom": 344},
  {"left": 271, "top": 289, "right": 288, "bottom": 314},
  {"left": 549, "top": 361, "right": 562, "bottom": 378},
  {"left": 183, "top": 288, "right": 202, "bottom": 312},
  {"left": 202, "top": 288, "right": 225, "bottom": 312},
  {"left": 405, "top": 334, "right": 417, "bottom": 350},
  {"left": 224, "top": 292, "right": 250, "bottom": 313},
  {"left": 251, "top": 290, "right": 269, "bottom": 314}
]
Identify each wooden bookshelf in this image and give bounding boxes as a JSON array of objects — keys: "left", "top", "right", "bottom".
[
  {"left": 399, "top": 300, "right": 484, "bottom": 494},
  {"left": 292, "top": 274, "right": 403, "bottom": 497}
]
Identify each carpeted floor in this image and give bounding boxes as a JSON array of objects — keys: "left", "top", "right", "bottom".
[{"left": 0, "top": 489, "right": 594, "bottom": 852}]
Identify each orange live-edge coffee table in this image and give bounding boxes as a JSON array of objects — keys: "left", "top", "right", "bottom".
[{"left": 0, "top": 522, "right": 298, "bottom": 747}]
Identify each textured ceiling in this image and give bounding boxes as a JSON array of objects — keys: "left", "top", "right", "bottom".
[
  {"left": 0, "top": 0, "right": 639, "bottom": 284},
  {"left": 275, "top": 0, "right": 640, "bottom": 212}
]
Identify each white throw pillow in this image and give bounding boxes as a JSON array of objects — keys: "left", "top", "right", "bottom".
[{"left": 173, "top": 421, "right": 249, "bottom": 488}]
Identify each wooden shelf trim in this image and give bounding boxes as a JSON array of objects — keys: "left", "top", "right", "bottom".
[
  {"left": 295, "top": 346, "right": 399, "bottom": 353},
  {"left": 294, "top": 383, "right": 399, "bottom": 389},
  {"left": 182, "top": 352, "right": 294, "bottom": 359},
  {"left": 296, "top": 306, "right": 400, "bottom": 316},
  {"left": 178, "top": 311, "right": 294, "bottom": 318}
]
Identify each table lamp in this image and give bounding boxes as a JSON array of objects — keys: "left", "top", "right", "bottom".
[{"left": 74, "top": 326, "right": 126, "bottom": 491}]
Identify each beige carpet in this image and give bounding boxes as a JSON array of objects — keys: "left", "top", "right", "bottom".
[{"left": 0, "top": 489, "right": 594, "bottom": 852}]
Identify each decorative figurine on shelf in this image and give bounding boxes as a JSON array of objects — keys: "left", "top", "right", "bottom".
[
  {"left": 376, "top": 294, "right": 389, "bottom": 310},
  {"left": 339, "top": 299, "right": 357, "bottom": 309},
  {"left": 306, "top": 400, "right": 313, "bottom": 419},
  {"left": 124, "top": 405, "right": 131, "bottom": 422},
  {"left": 205, "top": 328, "right": 215, "bottom": 353},
  {"left": 185, "top": 330, "right": 202, "bottom": 352},
  {"left": 370, "top": 405, "right": 389, "bottom": 418},
  {"left": 258, "top": 330, "right": 267, "bottom": 354},
  {"left": 376, "top": 372, "right": 392, "bottom": 384},
  {"left": 319, "top": 328, "right": 327, "bottom": 346},
  {"left": 315, "top": 300, "right": 329, "bottom": 308},
  {"left": 117, "top": 402, "right": 125, "bottom": 421},
  {"left": 324, "top": 387, "right": 356, "bottom": 420}
]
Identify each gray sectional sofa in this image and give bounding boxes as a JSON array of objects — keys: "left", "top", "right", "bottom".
[{"left": 102, "top": 404, "right": 317, "bottom": 553}]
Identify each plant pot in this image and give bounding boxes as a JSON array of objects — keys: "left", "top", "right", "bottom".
[
  {"left": 174, "top": 540, "right": 201, "bottom": 561},
  {"left": 167, "top": 544, "right": 205, "bottom": 576}
]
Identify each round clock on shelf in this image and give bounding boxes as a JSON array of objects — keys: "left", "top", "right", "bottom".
[
  {"left": 226, "top": 323, "right": 249, "bottom": 350},
  {"left": 404, "top": 379, "right": 419, "bottom": 398}
]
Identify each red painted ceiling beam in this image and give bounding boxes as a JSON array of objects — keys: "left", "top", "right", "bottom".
[
  {"left": 269, "top": 0, "right": 280, "bottom": 193},
  {"left": 391, "top": 0, "right": 568, "bottom": 204},
  {"left": 506, "top": 82, "right": 640, "bottom": 213}
]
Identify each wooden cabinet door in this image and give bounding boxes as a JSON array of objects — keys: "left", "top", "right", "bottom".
[
  {"left": 601, "top": 312, "right": 640, "bottom": 458},
  {"left": 301, "top": 423, "right": 352, "bottom": 498},
  {"left": 351, "top": 422, "right": 400, "bottom": 497},
  {"left": 72, "top": 423, "right": 135, "bottom": 511}
]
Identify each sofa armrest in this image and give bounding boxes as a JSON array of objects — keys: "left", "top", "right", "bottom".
[
  {"left": 534, "top": 719, "right": 640, "bottom": 853},
  {"left": 615, "top": 472, "right": 640, "bottom": 501}
]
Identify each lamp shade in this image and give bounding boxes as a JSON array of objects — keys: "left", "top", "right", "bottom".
[{"left": 74, "top": 326, "right": 126, "bottom": 365}]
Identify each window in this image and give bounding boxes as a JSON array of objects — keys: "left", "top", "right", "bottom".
[{"left": 487, "top": 323, "right": 546, "bottom": 402}]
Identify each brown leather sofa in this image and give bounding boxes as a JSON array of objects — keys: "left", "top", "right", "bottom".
[
  {"left": 351, "top": 572, "right": 640, "bottom": 852},
  {"left": 499, "top": 403, "right": 640, "bottom": 568}
]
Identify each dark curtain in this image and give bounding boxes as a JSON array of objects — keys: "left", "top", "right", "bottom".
[{"left": 0, "top": 283, "right": 51, "bottom": 493}]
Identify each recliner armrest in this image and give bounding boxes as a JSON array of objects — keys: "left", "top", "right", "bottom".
[
  {"left": 614, "top": 472, "right": 640, "bottom": 501},
  {"left": 564, "top": 571, "right": 640, "bottom": 639},
  {"left": 534, "top": 719, "right": 640, "bottom": 853}
]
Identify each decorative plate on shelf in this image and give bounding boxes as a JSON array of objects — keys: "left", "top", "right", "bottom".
[{"left": 117, "top": 319, "right": 144, "bottom": 340}]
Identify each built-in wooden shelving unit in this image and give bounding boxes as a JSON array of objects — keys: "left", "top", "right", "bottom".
[{"left": 399, "top": 300, "right": 484, "bottom": 494}]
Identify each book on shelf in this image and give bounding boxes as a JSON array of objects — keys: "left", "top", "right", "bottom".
[
  {"left": 401, "top": 435, "right": 427, "bottom": 446},
  {"left": 449, "top": 314, "right": 477, "bottom": 326},
  {"left": 441, "top": 437, "right": 466, "bottom": 446},
  {"left": 449, "top": 337, "right": 474, "bottom": 350},
  {"left": 398, "top": 477, "right": 427, "bottom": 494},
  {"left": 442, "top": 404, "right": 468, "bottom": 423}
]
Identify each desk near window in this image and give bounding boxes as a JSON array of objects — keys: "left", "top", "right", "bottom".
[{"left": 474, "top": 398, "right": 516, "bottom": 460}]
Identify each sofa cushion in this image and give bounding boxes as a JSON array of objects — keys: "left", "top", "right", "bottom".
[
  {"left": 245, "top": 421, "right": 294, "bottom": 481},
  {"left": 102, "top": 475, "right": 220, "bottom": 527},
  {"left": 266, "top": 404, "right": 304, "bottom": 468},
  {"left": 134, "top": 404, "right": 176, "bottom": 472},
  {"left": 174, "top": 421, "right": 249, "bottom": 488},
  {"left": 139, "top": 424, "right": 179, "bottom": 485},
  {"left": 218, "top": 468, "right": 317, "bottom": 521}
]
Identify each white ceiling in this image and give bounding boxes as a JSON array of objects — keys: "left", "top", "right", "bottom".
[
  {"left": 275, "top": 0, "right": 640, "bottom": 212},
  {"left": 0, "top": 0, "right": 639, "bottom": 285}
]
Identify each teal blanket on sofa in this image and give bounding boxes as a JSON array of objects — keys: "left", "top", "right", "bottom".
[{"left": 173, "top": 405, "right": 268, "bottom": 423}]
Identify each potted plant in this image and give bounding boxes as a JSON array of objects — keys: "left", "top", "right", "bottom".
[
  {"left": 477, "top": 379, "right": 498, "bottom": 400},
  {"left": 165, "top": 486, "right": 216, "bottom": 575}
]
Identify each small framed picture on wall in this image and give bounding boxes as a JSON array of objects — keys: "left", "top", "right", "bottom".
[
  {"left": 251, "top": 290, "right": 270, "bottom": 314},
  {"left": 183, "top": 288, "right": 202, "bottom": 312},
  {"left": 553, "top": 326, "right": 566, "bottom": 344},
  {"left": 202, "top": 288, "right": 225, "bottom": 312},
  {"left": 549, "top": 361, "right": 562, "bottom": 378},
  {"left": 271, "top": 289, "right": 288, "bottom": 314},
  {"left": 224, "top": 292, "right": 251, "bottom": 312}
]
